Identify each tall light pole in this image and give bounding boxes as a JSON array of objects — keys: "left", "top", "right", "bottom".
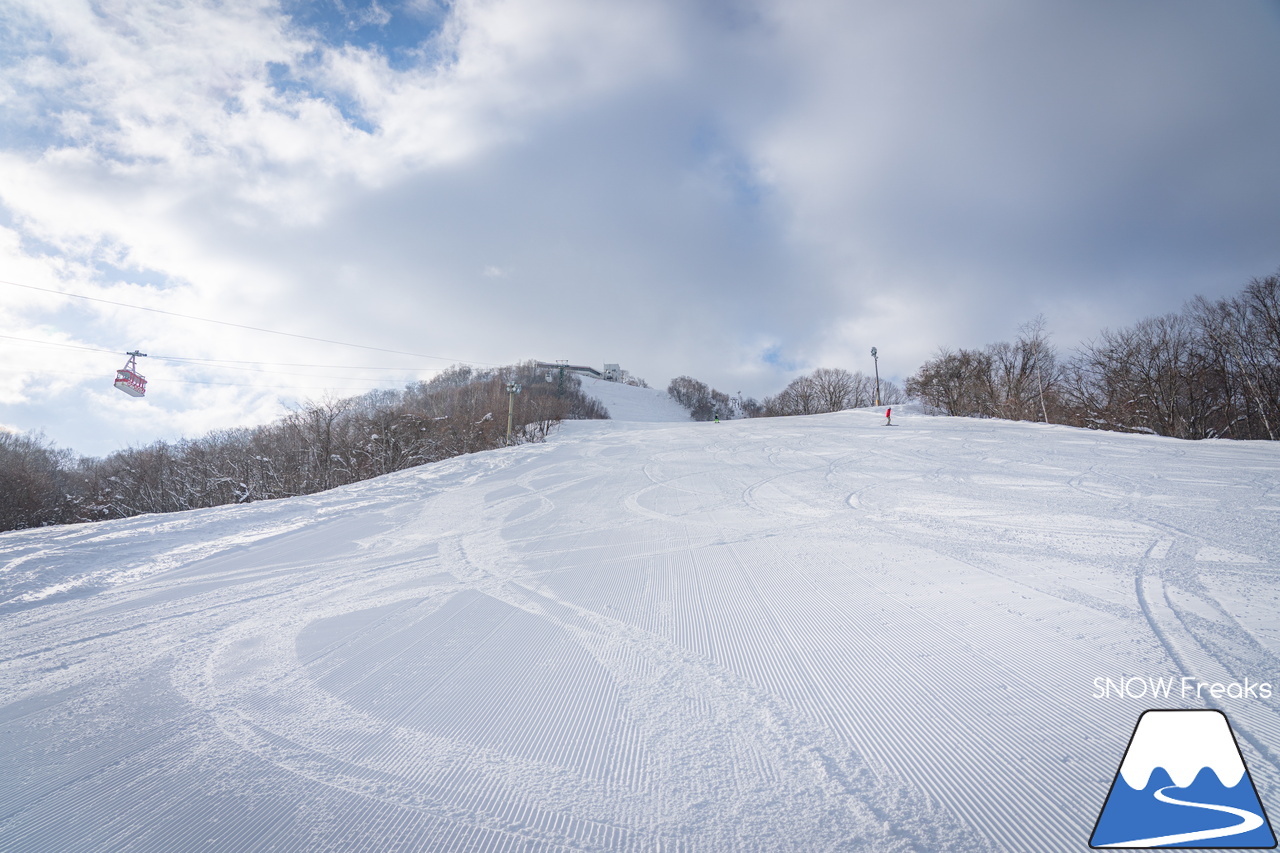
[
  {"left": 506, "top": 381, "right": 522, "bottom": 445},
  {"left": 871, "top": 347, "right": 880, "bottom": 407}
]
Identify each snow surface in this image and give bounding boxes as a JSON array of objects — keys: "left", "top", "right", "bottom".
[
  {"left": 1118, "top": 710, "right": 1245, "bottom": 789},
  {"left": 3, "top": 403, "right": 1280, "bottom": 851},
  {"left": 577, "top": 377, "right": 692, "bottom": 422}
]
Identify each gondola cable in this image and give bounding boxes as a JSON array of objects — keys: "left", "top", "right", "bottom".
[
  {"left": 27, "top": 366, "right": 412, "bottom": 392},
  {"left": 0, "top": 279, "right": 500, "bottom": 365},
  {"left": 0, "top": 334, "right": 440, "bottom": 383}
]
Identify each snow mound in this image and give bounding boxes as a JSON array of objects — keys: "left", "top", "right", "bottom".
[{"left": 578, "top": 376, "right": 691, "bottom": 422}]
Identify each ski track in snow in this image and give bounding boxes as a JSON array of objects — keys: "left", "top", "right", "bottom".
[{"left": 2, "top": 399, "right": 1279, "bottom": 852}]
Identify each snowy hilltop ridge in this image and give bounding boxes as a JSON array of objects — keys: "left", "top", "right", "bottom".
[{"left": 1118, "top": 710, "right": 1247, "bottom": 790}]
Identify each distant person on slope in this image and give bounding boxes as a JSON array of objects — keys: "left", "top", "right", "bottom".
[{"left": 885, "top": 407, "right": 892, "bottom": 426}]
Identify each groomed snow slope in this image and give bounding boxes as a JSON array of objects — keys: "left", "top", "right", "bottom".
[
  {"left": 2, "top": 410, "right": 1279, "bottom": 851},
  {"left": 577, "top": 377, "right": 692, "bottom": 422}
]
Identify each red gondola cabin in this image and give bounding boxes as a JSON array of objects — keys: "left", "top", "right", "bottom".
[{"left": 114, "top": 351, "right": 147, "bottom": 397}]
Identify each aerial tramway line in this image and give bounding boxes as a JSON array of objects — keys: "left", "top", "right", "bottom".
[{"left": 1, "top": 279, "right": 499, "bottom": 400}]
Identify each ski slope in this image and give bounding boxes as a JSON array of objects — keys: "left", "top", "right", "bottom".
[
  {"left": 577, "top": 377, "right": 692, "bottom": 423},
  {"left": 2, "top": 388, "right": 1280, "bottom": 852}
]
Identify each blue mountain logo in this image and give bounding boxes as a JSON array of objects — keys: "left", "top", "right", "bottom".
[{"left": 1091, "top": 709, "right": 1276, "bottom": 848}]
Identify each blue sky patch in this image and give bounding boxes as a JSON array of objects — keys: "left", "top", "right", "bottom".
[
  {"left": 266, "top": 58, "right": 377, "bottom": 134},
  {"left": 761, "top": 345, "right": 801, "bottom": 372},
  {"left": 282, "top": 0, "right": 450, "bottom": 71}
]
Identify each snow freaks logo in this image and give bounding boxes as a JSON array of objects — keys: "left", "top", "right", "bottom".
[
  {"left": 1093, "top": 676, "right": 1274, "bottom": 701},
  {"left": 1090, "top": 710, "right": 1277, "bottom": 848}
]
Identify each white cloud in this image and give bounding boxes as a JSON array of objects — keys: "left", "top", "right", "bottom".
[{"left": 1, "top": 0, "right": 1278, "bottom": 453}]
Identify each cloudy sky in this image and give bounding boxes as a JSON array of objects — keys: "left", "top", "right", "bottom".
[{"left": 2, "top": 0, "right": 1278, "bottom": 455}]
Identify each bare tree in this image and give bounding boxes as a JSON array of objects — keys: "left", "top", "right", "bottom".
[
  {"left": 760, "top": 368, "right": 880, "bottom": 416},
  {"left": 1064, "top": 313, "right": 1219, "bottom": 439},
  {"left": 668, "top": 375, "right": 733, "bottom": 420},
  {"left": 0, "top": 432, "right": 76, "bottom": 530},
  {"left": 906, "top": 347, "right": 995, "bottom": 417},
  {"left": 810, "top": 367, "right": 857, "bottom": 412},
  {"left": 986, "top": 317, "right": 1061, "bottom": 422},
  {"left": 1190, "top": 274, "right": 1280, "bottom": 440}
]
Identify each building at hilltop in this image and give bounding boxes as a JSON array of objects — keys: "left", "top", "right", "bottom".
[{"left": 534, "top": 361, "right": 625, "bottom": 382}]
